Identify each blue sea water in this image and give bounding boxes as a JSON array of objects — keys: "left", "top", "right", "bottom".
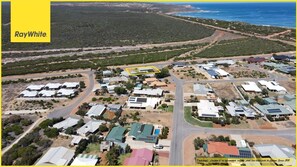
[{"left": 174, "top": 3, "right": 296, "bottom": 28}]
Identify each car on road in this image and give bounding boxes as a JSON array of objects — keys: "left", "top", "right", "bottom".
[{"left": 153, "top": 144, "right": 164, "bottom": 149}]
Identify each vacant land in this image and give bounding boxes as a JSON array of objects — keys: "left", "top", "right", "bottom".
[
  {"left": 209, "top": 83, "right": 241, "bottom": 100},
  {"left": 172, "top": 67, "right": 207, "bottom": 81},
  {"left": 2, "top": 4, "right": 214, "bottom": 51},
  {"left": 194, "top": 37, "right": 296, "bottom": 58}
]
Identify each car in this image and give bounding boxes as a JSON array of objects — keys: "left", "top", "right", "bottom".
[{"left": 153, "top": 144, "right": 164, "bottom": 149}]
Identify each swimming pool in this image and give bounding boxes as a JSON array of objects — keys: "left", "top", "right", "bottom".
[{"left": 154, "top": 129, "right": 161, "bottom": 135}]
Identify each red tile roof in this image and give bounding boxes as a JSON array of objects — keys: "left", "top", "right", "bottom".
[
  {"left": 207, "top": 142, "right": 239, "bottom": 156},
  {"left": 124, "top": 148, "right": 153, "bottom": 166}
]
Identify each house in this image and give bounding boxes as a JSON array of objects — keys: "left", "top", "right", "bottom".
[
  {"left": 26, "top": 84, "right": 45, "bottom": 91},
  {"left": 263, "top": 98, "right": 278, "bottom": 105},
  {"left": 124, "top": 148, "right": 153, "bottom": 166},
  {"left": 143, "top": 78, "right": 158, "bottom": 85},
  {"left": 197, "top": 100, "right": 220, "bottom": 118},
  {"left": 77, "top": 120, "right": 104, "bottom": 137},
  {"left": 102, "top": 70, "right": 113, "bottom": 77},
  {"left": 271, "top": 55, "right": 294, "bottom": 61},
  {"left": 38, "top": 90, "right": 56, "bottom": 97},
  {"left": 107, "top": 104, "right": 122, "bottom": 113},
  {"left": 35, "top": 147, "right": 75, "bottom": 166},
  {"left": 126, "top": 97, "right": 161, "bottom": 110},
  {"left": 70, "top": 154, "right": 99, "bottom": 166},
  {"left": 230, "top": 135, "right": 247, "bottom": 148},
  {"left": 203, "top": 141, "right": 239, "bottom": 156},
  {"left": 258, "top": 80, "right": 286, "bottom": 92},
  {"left": 206, "top": 69, "right": 219, "bottom": 79},
  {"left": 128, "top": 123, "right": 158, "bottom": 143},
  {"left": 56, "top": 89, "right": 77, "bottom": 97},
  {"left": 282, "top": 94, "right": 296, "bottom": 112},
  {"left": 254, "top": 104, "right": 294, "bottom": 117},
  {"left": 246, "top": 57, "right": 266, "bottom": 63},
  {"left": 109, "top": 76, "right": 129, "bottom": 84},
  {"left": 226, "top": 102, "right": 255, "bottom": 118},
  {"left": 71, "top": 135, "right": 86, "bottom": 146},
  {"left": 100, "top": 141, "right": 113, "bottom": 152},
  {"left": 133, "top": 88, "right": 163, "bottom": 97},
  {"left": 214, "top": 60, "right": 235, "bottom": 66},
  {"left": 262, "top": 62, "right": 296, "bottom": 74},
  {"left": 254, "top": 144, "right": 296, "bottom": 166},
  {"left": 213, "top": 68, "right": 229, "bottom": 77},
  {"left": 62, "top": 82, "right": 79, "bottom": 89},
  {"left": 53, "top": 117, "right": 80, "bottom": 130},
  {"left": 172, "top": 62, "right": 188, "bottom": 67},
  {"left": 86, "top": 104, "right": 106, "bottom": 117},
  {"left": 193, "top": 84, "right": 214, "bottom": 96},
  {"left": 241, "top": 82, "right": 262, "bottom": 93},
  {"left": 105, "top": 126, "right": 126, "bottom": 143},
  {"left": 45, "top": 83, "right": 62, "bottom": 90},
  {"left": 149, "top": 81, "right": 167, "bottom": 88},
  {"left": 19, "top": 90, "right": 38, "bottom": 98}
]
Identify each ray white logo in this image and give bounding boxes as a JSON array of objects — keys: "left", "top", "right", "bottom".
[{"left": 14, "top": 31, "right": 47, "bottom": 38}]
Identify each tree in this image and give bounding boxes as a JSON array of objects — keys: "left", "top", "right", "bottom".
[
  {"left": 79, "top": 81, "right": 86, "bottom": 88},
  {"left": 155, "top": 67, "right": 170, "bottom": 78},
  {"left": 92, "top": 97, "right": 97, "bottom": 101},
  {"left": 114, "top": 87, "right": 127, "bottom": 95},
  {"left": 125, "top": 144, "right": 132, "bottom": 153},
  {"left": 193, "top": 137, "right": 205, "bottom": 150},
  {"left": 261, "top": 88, "right": 269, "bottom": 97},
  {"left": 76, "top": 110, "right": 87, "bottom": 116},
  {"left": 39, "top": 119, "right": 54, "bottom": 129},
  {"left": 75, "top": 139, "right": 89, "bottom": 155},
  {"left": 65, "top": 127, "right": 76, "bottom": 135},
  {"left": 44, "top": 128, "right": 59, "bottom": 138},
  {"left": 106, "top": 146, "right": 121, "bottom": 165},
  {"left": 229, "top": 140, "right": 236, "bottom": 146},
  {"left": 125, "top": 81, "right": 134, "bottom": 91},
  {"left": 99, "top": 124, "right": 109, "bottom": 132}
]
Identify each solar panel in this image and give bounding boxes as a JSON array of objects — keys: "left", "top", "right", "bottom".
[
  {"left": 267, "top": 108, "right": 282, "bottom": 113},
  {"left": 137, "top": 98, "right": 147, "bottom": 103}
]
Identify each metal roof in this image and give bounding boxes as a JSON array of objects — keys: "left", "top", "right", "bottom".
[
  {"left": 35, "top": 147, "right": 75, "bottom": 166},
  {"left": 86, "top": 105, "right": 106, "bottom": 117},
  {"left": 105, "top": 126, "right": 126, "bottom": 143}
]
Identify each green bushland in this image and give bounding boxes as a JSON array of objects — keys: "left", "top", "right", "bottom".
[
  {"left": 194, "top": 37, "right": 295, "bottom": 58},
  {"left": 184, "top": 107, "right": 213, "bottom": 127},
  {"left": 2, "top": 5, "right": 214, "bottom": 50}
]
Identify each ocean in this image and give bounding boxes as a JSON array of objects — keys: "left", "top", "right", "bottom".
[{"left": 174, "top": 3, "right": 296, "bottom": 28}]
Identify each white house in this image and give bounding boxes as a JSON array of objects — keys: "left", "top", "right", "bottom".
[
  {"left": 197, "top": 100, "right": 219, "bottom": 118},
  {"left": 127, "top": 97, "right": 161, "bottom": 110},
  {"left": 77, "top": 120, "right": 104, "bottom": 137},
  {"left": 20, "top": 90, "right": 38, "bottom": 98},
  {"left": 56, "top": 89, "right": 77, "bottom": 97},
  {"left": 38, "top": 90, "right": 56, "bottom": 97},
  {"left": 62, "top": 82, "right": 80, "bottom": 89},
  {"left": 133, "top": 88, "right": 163, "bottom": 97},
  {"left": 86, "top": 105, "right": 106, "bottom": 117},
  {"left": 26, "top": 84, "right": 45, "bottom": 91},
  {"left": 53, "top": 117, "right": 80, "bottom": 130},
  {"left": 45, "top": 83, "right": 62, "bottom": 90},
  {"left": 70, "top": 154, "right": 99, "bottom": 166},
  {"left": 241, "top": 82, "right": 262, "bottom": 93},
  {"left": 35, "top": 147, "right": 75, "bottom": 166},
  {"left": 258, "top": 80, "right": 286, "bottom": 92}
]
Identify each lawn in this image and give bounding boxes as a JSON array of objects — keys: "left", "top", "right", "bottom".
[
  {"left": 158, "top": 105, "right": 174, "bottom": 112},
  {"left": 184, "top": 107, "right": 213, "bottom": 127},
  {"left": 84, "top": 143, "right": 100, "bottom": 154}
]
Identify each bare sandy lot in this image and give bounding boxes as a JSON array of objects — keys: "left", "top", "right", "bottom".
[
  {"left": 209, "top": 82, "right": 241, "bottom": 100},
  {"left": 2, "top": 76, "right": 86, "bottom": 112},
  {"left": 278, "top": 81, "right": 296, "bottom": 93}
]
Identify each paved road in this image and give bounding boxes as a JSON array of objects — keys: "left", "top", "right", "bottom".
[
  {"left": 47, "top": 71, "right": 95, "bottom": 118},
  {"left": 1, "top": 117, "right": 45, "bottom": 155},
  {"left": 169, "top": 73, "right": 296, "bottom": 165}
]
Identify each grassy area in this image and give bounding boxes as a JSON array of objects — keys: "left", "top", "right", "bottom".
[
  {"left": 184, "top": 107, "right": 213, "bottom": 127},
  {"left": 158, "top": 105, "right": 174, "bottom": 112},
  {"left": 84, "top": 143, "right": 100, "bottom": 154},
  {"left": 118, "top": 153, "right": 131, "bottom": 165},
  {"left": 2, "top": 4, "right": 214, "bottom": 51},
  {"left": 194, "top": 37, "right": 295, "bottom": 58}
]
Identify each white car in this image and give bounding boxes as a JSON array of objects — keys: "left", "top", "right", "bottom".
[{"left": 153, "top": 144, "right": 164, "bottom": 149}]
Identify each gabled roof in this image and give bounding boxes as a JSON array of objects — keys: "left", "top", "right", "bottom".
[
  {"left": 105, "top": 126, "right": 126, "bottom": 143},
  {"left": 254, "top": 104, "right": 293, "bottom": 116},
  {"left": 20, "top": 90, "right": 38, "bottom": 97},
  {"left": 124, "top": 148, "right": 153, "bottom": 166},
  {"left": 70, "top": 154, "right": 98, "bottom": 166},
  {"left": 38, "top": 90, "right": 56, "bottom": 97},
  {"left": 26, "top": 84, "right": 45, "bottom": 91},
  {"left": 86, "top": 105, "right": 106, "bottom": 117},
  {"left": 57, "top": 89, "right": 77, "bottom": 96},
  {"left": 128, "top": 123, "right": 157, "bottom": 143},
  {"left": 133, "top": 88, "right": 163, "bottom": 96},
  {"left": 206, "top": 142, "right": 239, "bottom": 156},
  {"left": 45, "top": 83, "right": 62, "bottom": 89},
  {"left": 53, "top": 117, "right": 80, "bottom": 129},
  {"left": 77, "top": 120, "right": 104, "bottom": 135},
  {"left": 241, "top": 82, "right": 262, "bottom": 92},
  {"left": 62, "top": 82, "right": 79, "bottom": 88},
  {"left": 35, "top": 147, "right": 75, "bottom": 166}
]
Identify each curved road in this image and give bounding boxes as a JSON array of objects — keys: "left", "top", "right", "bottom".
[
  {"left": 48, "top": 70, "right": 95, "bottom": 118},
  {"left": 169, "top": 73, "right": 296, "bottom": 165}
]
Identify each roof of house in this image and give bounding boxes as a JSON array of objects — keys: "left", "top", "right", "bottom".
[
  {"left": 214, "top": 60, "right": 235, "bottom": 65},
  {"left": 124, "top": 148, "right": 153, "bottom": 166},
  {"left": 258, "top": 80, "right": 286, "bottom": 92},
  {"left": 35, "top": 147, "right": 75, "bottom": 166},
  {"left": 206, "top": 142, "right": 239, "bottom": 156},
  {"left": 241, "top": 82, "right": 262, "bottom": 92},
  {"left": 133, "top": 88, "right": 163, "bottom": 96},
  {"left": 53, "top": 117, "right": 80, "bottom": 129},
  {"left": 149, "top": 81, "right": 167, "bottom": 87},
  {"left": 144, "top": 77, "right": 158, "bottom": 83},
  {"left": 254, "top": 144, "right": 296, "bottom": 165},
  {"left": 77, "top": 120, "right": 104, "bottom": 135},
  {"left": 214, "top": 68, "right": 229, "bottom": 76},
  {"left": 272, "top": 55, "right": 294, "bottom": 61},
  {"left": 86, "top": 105, "right": 106, "bottom": 117},
  {"left": 70, "top": 154, "right": 98, "bottom": 166},
  {"left": 254, "top": 104, "right": 293, "bottom": 116},
  {"left": 105, "top": 126, "right": 126, "bottom": 143},
  {"left": 226, "top": 102, "right": 255, "bottom": 118},
  {"left": 127, "top": 97, "right": 161, "bottom": 108},
  {"left": 263, "top": 98, "right": 278, "bottom": 104},
  {"left": 71, "top": 135, "right": 84, "bottom": 145},
  {"left": 283, "top": 94, "right": 296, "bottom": 111},
  {"left": 128, "top": 123, "right": 157, "bottom": 143},
  {"left": 62, "top": 82, "right": 79, "bottom": 88},
  {"left": 45, "top": 83, "right": 62, "bottom": 89},
  {"left": 26, "top": 84, "right": 45, "bottom": 91},
  {"left": 38, "top": 90, "right": 56, "bottom": 97},
  {"left": 197, "top": 100, "right": 219, "bottom": 118},
  {"left": 247, "top": 57, "right": 266, "bottom": 63},
  {"left": 57, "top": 89, "right": 77, "bottom": 96},
  {"left": 20, "top": 90, "right": 38, "bottom": 97}
]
